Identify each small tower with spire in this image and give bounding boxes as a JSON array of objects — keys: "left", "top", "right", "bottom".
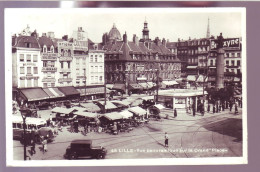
[
  {"left": 142, "top": 17, "right": 149, "bottom": 41},
  {"left": 206, "top": 17, "right": 210, "bottom": 38}
]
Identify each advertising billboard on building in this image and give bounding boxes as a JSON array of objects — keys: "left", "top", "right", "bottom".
[
  {"left": 210, "top": 38, "right": 240, "bottom": 50},
  {"left": 72, "top": 30, "right": 88, "bottom": 51}
]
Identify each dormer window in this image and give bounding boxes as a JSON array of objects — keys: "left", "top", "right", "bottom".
[
  {"left": 26, "top": 43, "right": 31, "bottom": 48},
  {"left": 43, "top": 45, "right": 47, "bottom": 53},
  {"left": 50, "top": 46, "right": 54, "bottom": 53}
]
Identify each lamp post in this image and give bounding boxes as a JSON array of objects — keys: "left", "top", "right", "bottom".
[{"left": 19, "top": 107, "right": 28, "bottom": 161}]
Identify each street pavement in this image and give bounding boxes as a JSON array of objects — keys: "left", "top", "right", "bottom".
[{"left": 13, "top": 97, "right": 243, "bottom": 160}]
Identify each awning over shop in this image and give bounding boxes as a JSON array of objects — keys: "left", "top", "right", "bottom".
[
  {"left": 128, "top": 106, "right": 147, "bottom": 116},
  {"left": 112, "top": 84, "right": 126, "bottom": 92},
  {"left": 187, "top": 75, "right": 196, "bottom": 81},
  {"left": 74, "top": 111, "right": 98, "bottom": 118},
  {"left": 120, "top": 110, "right": 133, "bottom": 119},
  {"left": 43, "top": 88, "right": 65, "bottom": 98},
  {"left": 106, "top": 84, "right": 114, "bottom": 89},
  {"left": 196, "top": 75, "right": 208, "bottom": 82},
  {"left": 102, "top": 112, "right": 123, "bottom": 120},
  {"left": 129, "top": 83, "right": 143, "bottom": 90},
  {"left": 80, "top": 103, "right": 101, "bottom": 112},
  {"left": 20, "top": 88, "right": 49, "bottom": 102},
  {"left": 57, "top": 86, "right": 80, "bottom": 96},
  {"left": 51, "top": 107, "right": 74, "bottom": 114},
  {"left": 76, "top": 87, "right": 107, "bottom": 96}
]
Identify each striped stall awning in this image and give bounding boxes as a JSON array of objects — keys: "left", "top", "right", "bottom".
[{"left": 43, "top": 88, "right": 65, "bottom": 98}]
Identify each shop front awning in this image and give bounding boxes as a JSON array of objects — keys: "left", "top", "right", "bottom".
[
  {"left": 80, "top": 102, "right": 101, "bottom": 112},
  {"left": 120, "top": 110, "right": 134, "bottom": 119},
  {"left": 112, "top": 84, "right": 126, "bottom": 92},
  {"left": 57, "top": 86, "right": 80, "bottom": 96},
  {"left": 128, "top": 106, "right": 147, "bottom": 116},
  {"left": 187, "top": 75, "right": 196, "bottom": 81},
  {"left": 51, "top": 107, "right": 74, "bottom": 114},
  {"left": 70, "top": 106, "right": 87, "bottom": 112},
  {"left": 43, "top": 88, "right": 65, "bottom": 98},
  {"left": 20, "top": 88, "right": 49, "bottom": 102},
  {"left": 102, "top": 112, "right": 123, "bottom": 121},
  {"left": 77, "top": 87, "right": 108, "bottom": 96},
  {"left": 129, "top": 83, "right": 143, "bottom": 90},
  {"left": 74, "top": 111, "right": 98, "bottom": 118}
]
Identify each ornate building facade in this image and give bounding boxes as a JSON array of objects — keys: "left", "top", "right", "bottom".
[{"left": 103, "top": 21, "right": 182, "bottom": 94}]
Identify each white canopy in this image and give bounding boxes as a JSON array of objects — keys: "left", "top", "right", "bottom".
[
  {"left": 119, "top": 110, "right": 133, "bottom": 119},
  {"left": 128, "top": 106, "right": 147, "bottom": 116},
  {"left": 73, "top": 111, "right": 98, "bottom": 118}
]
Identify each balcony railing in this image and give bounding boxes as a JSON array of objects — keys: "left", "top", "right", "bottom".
[
  {"left": 42, "top": 78, "right": 56, "bottom": 82},
  {"left": 42, "top": 67, "right": 57, "bottom": 72},
  {"left": 58, "top": 78, "right": 73, "bottom": 82},
  {"left": 41, "top": 53, "right": 58, "bottom": 61},
  {"left": 59, "top": 57, "right": 73, "bottom": 61},
  {"left": 60, "top": 68, "right": 71, "bottom": 73}
]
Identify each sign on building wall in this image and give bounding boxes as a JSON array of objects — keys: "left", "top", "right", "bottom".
[
  {"left": 210, "top": 38, "right": 240, "bottom": 50},
  {"left": 72, "top": 31, "right": 88, "bottom": 51}
]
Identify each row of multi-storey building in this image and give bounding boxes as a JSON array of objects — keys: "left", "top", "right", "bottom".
[{"left": 11, "top": 19, "right": 242, "bottom": 104}]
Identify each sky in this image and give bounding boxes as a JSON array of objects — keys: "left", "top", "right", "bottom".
[{"left": 5, "top": 8, "right": 244, "bottom": 43}]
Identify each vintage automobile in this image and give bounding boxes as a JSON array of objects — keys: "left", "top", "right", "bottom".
[{"left": 64, "top": 140, "right": 107, "bottom": 160}]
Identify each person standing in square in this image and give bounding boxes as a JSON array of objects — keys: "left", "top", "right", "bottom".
[{"left": 165, "top": 132, "right": 169, "bottom": 147}]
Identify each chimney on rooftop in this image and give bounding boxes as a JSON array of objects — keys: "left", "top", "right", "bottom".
[
  {"left": 162, "top": 38, "right": 166, "bottom": 47},
  {"left": 133, "top": 34, "right": 139, "bottom": 46},
  {"left": 48, "top": 32, "right": 55, "bottom": 39},
  {"left": 123, "top": 32, "right": 128, "bottom": 43},
  {"left": 42, "top": 33, "right": 47, "bottom": 37},
  {"left": 62, "top": 35, "right": 68, "bottom": 41},
  {"left": 154, "top": 37, "right": 160, "bottom": 46}
]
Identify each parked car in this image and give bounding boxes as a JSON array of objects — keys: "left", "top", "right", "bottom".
[{"left": 64, "top": 140, "right": 107, "bottom": 160}]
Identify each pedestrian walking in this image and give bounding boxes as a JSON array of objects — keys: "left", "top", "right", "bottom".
[
  {"left": 164, "top": 132, "right": 169, "bottom": 147},
  {"left": 174, "top": 108, "right": 177, "bottom": 118},
  {"left": 207, "top": 104, "right": 210, "bottom": 113},
  {"left": 42, "top": 138, "right": 48, "bottom": 153},
  {"left": 235, "top": 102, "right": 238, "bottom": 115},
  {"left": 193, "top": 106, "right": 196, "bottom": 117},
  {"left": 230, "top": 102, "right": 233, "bottom": 112},
  {"left": 222, "top": 103, "right": 225, "bottom": 111},
  {"left": 30, "top": 140, "right": 36, "bottom": 155},
  {"left": 213, "top": 105, "right": 215, "bottom": 114}
]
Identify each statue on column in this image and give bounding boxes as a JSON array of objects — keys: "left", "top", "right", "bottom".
[{"left": 217, "top": 33, "right": 224, "bottom": 49}]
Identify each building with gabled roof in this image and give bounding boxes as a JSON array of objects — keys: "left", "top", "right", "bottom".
[{"left": 102, "top": 20, "right": 182, "bottom": 94}]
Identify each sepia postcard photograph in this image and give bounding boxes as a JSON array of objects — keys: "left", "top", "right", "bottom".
[{"left": 5, "top": 7, "right": 247, "bottom": 166}]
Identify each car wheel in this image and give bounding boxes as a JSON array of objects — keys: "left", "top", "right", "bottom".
[
  {"left": 97, "top": 154, "right": 105, "bottom": 159},
  {"left": 69, "top": 153, "right": 77, "bottom": 160}
]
